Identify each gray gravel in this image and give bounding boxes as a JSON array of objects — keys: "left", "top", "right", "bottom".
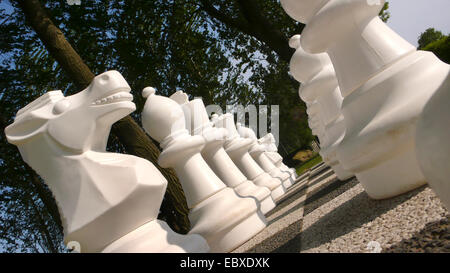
[
  {"left": 234, "top": 166, "right": 449, "bottom": 253},
  {"left": 383, "top": 215, "right": 450, "bottom": 253},
  {"left": 302, "top": 185, "right": 448, "bottom": 253}
]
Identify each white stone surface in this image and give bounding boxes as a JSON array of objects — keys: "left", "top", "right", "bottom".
[
  {"left": 289, "top": 34, "right": 353, "bottom": 181},
  {"left": 415, "top": 75, "right": 450, "bottom": 210},
  {"left": 211, "top": 113, "right": 286, "bottom": 200},
  {"left": 5, "top": 71, "right": 209, "bottom": 253},
  {"left": 141, "top": 88, "right": 267, "bottom": 252},
  {"left": 236, "top": 124, "right": 293, "bottom": 189},
  {"left": 281, "top": 0, "right": 450, "bottom": 199},
  {"left": 170, "top": 91, "right": 275, "bottom": 215}
]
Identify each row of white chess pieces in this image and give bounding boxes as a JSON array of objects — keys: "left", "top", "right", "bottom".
[
  {"left": 4, "top": 0, "right": 449, "bottom": 253},
  {"left": 280, "top": 1, "right": 449, "bottom": 208},
  {"left": 4, "top": 71, "right": 304, "bottom": 253}
]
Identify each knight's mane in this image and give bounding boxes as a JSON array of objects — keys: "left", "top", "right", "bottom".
[{"left": 16, "top": 91, "right": 64, "bottom": 119}]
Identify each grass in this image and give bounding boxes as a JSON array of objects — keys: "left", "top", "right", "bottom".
[{"left": 295, "top": 154, "right": 323, "bottom": 176}]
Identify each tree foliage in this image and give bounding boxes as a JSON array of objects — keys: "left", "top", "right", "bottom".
[
  {"left": 417, "top": 27, "right": 449, "bottom": 64},
  {"left": 0, "top": 0, "right": 314, "bottom": 252},
  {"left": 418, "top": 28, "right": 445, "bottom": 50},
  {"left": 0, "top": 0, "right": 398, "bottom": 253},
  {"left": 422, "top": 36, "right": 450, "bottom": 64},
  {"left": 379, "top": 2, "right": 390, "bottom": 23}
]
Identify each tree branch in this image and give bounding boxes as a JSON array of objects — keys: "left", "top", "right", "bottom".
[
  {"left": 16, "top": 0, "right": 94, "bottom": 90},
  {"left": 14, "top": 0, "right": 191, "bottom": 234},
  {"left": 235, "top": 0, "right": 294, "bottom": 62},
  {"left": 199, "top": 0, "right": 297, "bottom": 63},
  {"left": 198, "top": 0, "right": 253, "bottom": 35}
]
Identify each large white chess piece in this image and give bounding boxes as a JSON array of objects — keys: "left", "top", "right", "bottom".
[
  {"left": 281, "top": 0, "right": 450, "bottom": 199},
  {"left": 236, "top": 123, "right": 293, "bottom": 189},
  {"left": 415, "top": 78, "right": 450, "bottom": 210},
  {"left": 4, "top": 71, "right": 209, "bottom": 253},
  {"left": 258, "top": 133, "right": 299, "bottom": 183},
  {"left": 141, "top": 88, "right": 267, "bottom": 252},
  {"left": 289, "top": 34, "right": 354, "bottom": 181},
  {"left": 169, "top": 91, "right": 276, "bottom": 215},
  {"left": 212, "top": 113, "right": 286, "bottom": 200}
]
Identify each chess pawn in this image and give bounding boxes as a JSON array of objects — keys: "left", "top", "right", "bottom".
[
  {"left": 4, "top": 71, "right": 209, "bottom": 253},
  {"left": 212, "top": 113, "right": 286, "bottom": 200},
  {"left": 415, "top": 80, "right": 450, "bottom": 210},
  {"left": 170, "top": 91, "right": 276, "bottom": 215},
  {"left": 258, "top": 133, "right": 299, "bottom": 182},
  {"left": 236, "top": 123, "right": 293, "bottom": 189},
  {"left": 141, "top": 88, "right": 266, "bottom": 252},
  {"left": 281, "top": 0, "right": 450, "bottom": 198},
  {"left": 289, "top": 34, "right": 354, "bottom": 180}
]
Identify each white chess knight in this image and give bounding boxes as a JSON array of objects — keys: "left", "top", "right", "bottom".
[
  {"left": 258, "top": 133, "right": 299, "bottom": 183},
  {"left": 211, "top": 113, "right": 286, "bottom": 200},
  {"left": 289, "top": 34, "right": 354, "bottom": 181},
  {"left": 4, "top": 71, "right": 209, "bottom": 253},
  {"left": 281, "top": 0, "right": 450, "bottom": 199},
  {"left": 236, "top": 123, "right": 293, "bottom": 189},
  {"left": 141, "top": 88, "right": 267, "bottom": 252},
  {"left": 169, "top": 91, "right": 276, "bottom": 215}
]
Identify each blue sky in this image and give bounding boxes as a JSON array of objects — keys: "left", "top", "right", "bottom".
[{"left": 386, "top": 0, "right": 450, "bottom": 47}]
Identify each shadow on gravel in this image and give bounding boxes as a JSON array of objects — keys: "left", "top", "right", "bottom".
[
  {"left": 245, "top": 177, "right": 358, "bottom": 253},
  {"left": 245, "top": 219, "right": 304, "bottom": 253},
  {"left": 308, "top": 166, "right": 331, "bottom": 180},
  {"left": 303, "top": 176, "right": 358, "bottom": 216},
  {"left": 383, "top": 215, "right": 450, "bottom": 253},
  {"left": 272, "top": 185, "right": 427, "bottom": 253},
  {"left": 269, "top": 176, "right": 357, "bottom": 225},
  {"left": 266, "top": 183, "right": 309, "bottom": 218},
  {"left": 268, "top": 168, "right": 334, "bottom": 218}
]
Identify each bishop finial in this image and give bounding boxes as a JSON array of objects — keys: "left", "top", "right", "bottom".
[{"left": 142, "top": 87, "right": 156, "bottom": 99}]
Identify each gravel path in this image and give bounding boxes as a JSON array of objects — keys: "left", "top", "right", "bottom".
[{"left": 234, "top": 166, "right": 449, "bottom": 253}]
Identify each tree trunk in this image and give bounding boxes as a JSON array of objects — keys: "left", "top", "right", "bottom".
[{"left": 15, "top": 0, "right": 190, "bottom": 234}]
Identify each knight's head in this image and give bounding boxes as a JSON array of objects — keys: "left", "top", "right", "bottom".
[
  {"left": 5, "top": 71, "right": 135, "bottom": 153},
  {"left": 236, "top": 123, "right": 257, "bottom": 140},
  {"left": 258, "top": 133, "right": 278, "bottom": 152}
]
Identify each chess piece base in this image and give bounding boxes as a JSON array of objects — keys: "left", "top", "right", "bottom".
[
  {"left": 320, "top": 146, "right": 354, "bottom": 181},
  {"left": 101, "top": 220, "right": 209, "bottom": 253},
  {"left": 188, "top": 187, "right": 266, "bottom": 252},
  {"left": 234, "top": 180, "right": 276, "bottom": 215},
  {"left": 332, "top": 164, "right": 354, "bottom": 181},
  {"left": 415, "top": 70, "right": 450, "bottom": 210},
  {"left": 356, "top": 146, "right": 426, "bottom": 199},
  {"left": 251, "top": 152, "right": 293, "bottom": 189},
  {"left": 252, "top": 172, "right": 286, "bottom": 200},
  {"left": 268, "top": 168, "right": 293, "bottom": 189},
  {"left": 338, "top": 51, "right": 448, "bottom": 199}
]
